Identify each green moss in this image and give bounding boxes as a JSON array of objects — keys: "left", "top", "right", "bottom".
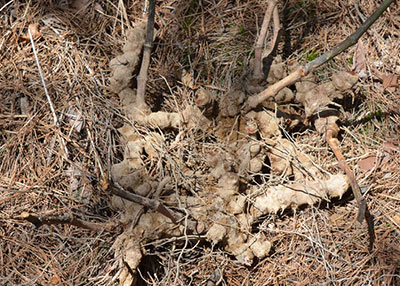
[
  {"left": 290, "top": 0, "right": 319, "bottom": 17},
  {"left": 238, "top": 24, "right": 247, "bottom": 37},
  {"left": 181, "top": 0, "right": 199, "bottom": 32},
  {"left": 182, "top": 16, "right": 194, "bottom": 32},
  {"left": 359, "top": 110, "right": 384, "bottom": 135},
  {"left": 347, "top": 57, "right": 353, "bottom": 65},
  {"left": 366, "top": 109, "right": 383, "bottom": 121},
  {"left": 305, "top": 49, "right": 320, "bottom": 62}
]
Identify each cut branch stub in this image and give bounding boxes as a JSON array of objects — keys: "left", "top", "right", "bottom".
[
  {"left": 253, "top": 0, "right": 278, "bottom": 80},
  {"left": 326, "top": 124, "right": 366, "bottom": 222},
  {"left": 325, "top": 122, "right": 375, "bottom": 250}
]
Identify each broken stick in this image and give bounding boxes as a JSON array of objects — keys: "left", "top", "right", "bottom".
[
  {"left": 326, "top": 124, "right": 366, "bottom": 222},
  {"left": 107, "top": 180, "right": 179, "bottom": 224},
  {"left": 326, "top": 123, "right": 375, "bottom": 250}
]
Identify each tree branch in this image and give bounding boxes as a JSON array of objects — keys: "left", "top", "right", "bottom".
[
  {"left": 271, "top": 3, "right": 281, "bottom": 54},
  {"left": 303, "top": 0, "right": 395, "bottom": 75},
  {"left": 103, "top": 177, "right": 202, "bottom": 234},
  {"left": 244, "top": 0, "right": 395, "bottom": 111},
  {"left": 325, "top": 124, "right": 366, "bottom": 221}
]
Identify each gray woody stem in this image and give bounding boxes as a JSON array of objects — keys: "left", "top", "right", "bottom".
[
  {"left": 136, "top": 0, "right": 156, "bottom": 109},
  {"left": 108, "top": 180, "right": 179, "bottom": 224},
  {"left": 108, "top": 180, "right": 201, "bottom": 233},
  {"left": 253, "top": 0, "right": 277, "bottom": 80}
]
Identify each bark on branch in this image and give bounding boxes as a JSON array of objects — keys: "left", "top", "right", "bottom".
[
  {"left": 136, "top": 0, "right": 156, "bottom": 110},
  {"left": 253, "top": 0, "right": 278, "bottom": 80},
  {"left": 107, "top": 180, "right": 180, "bottom": 224}
]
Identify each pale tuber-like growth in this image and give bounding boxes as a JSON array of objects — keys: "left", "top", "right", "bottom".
[
  {"left": 252, "top": 174, "right": 349, "bottom": 216},
  {"left": 106, "top": 9, "right": 370, "bottom": 280},
  {"left": 109, "top": 23, "right": 146, "bottom": 94}
]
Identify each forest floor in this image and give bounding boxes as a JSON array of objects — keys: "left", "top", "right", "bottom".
[{"left": 1, "top": 0, "right": 399, "bottom": 285}]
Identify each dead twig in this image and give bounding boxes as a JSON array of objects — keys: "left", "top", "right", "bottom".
[
  {"left": 326, "top": 123, "right": 375, "bottom": 250},
  {"left": 102, "top": 176, "right": 201, "bottom": 234},
  {"left": 29, "top": 26, "right": 69, "bottom": 158},
  {"left": 244, "top": 0, "right": 395, "bottom": 111},
  {"left": 136, "top": 0, "right": 156, "bottom": 110},
  {"left": 253, "top": 0, "right": 278, "bottom": 80},
  {"left": 271, "top": 5, "right": 281, "bottom": 52},
  {"left": 325, "top": 124, "right": 366, "bottom": 221},
  {"left": 108, "top": 180, "right": 179, "bottom": 224},
  {"left": 16, "top": 211, "right": 113, "bottom": 232},
  {"left": 16, "top": 176, "right": 181, "bottom": 233}
]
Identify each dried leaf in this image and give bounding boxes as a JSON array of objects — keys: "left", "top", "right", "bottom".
[
  {"left": 382, "top": 74, "right": 398, "bottom": 92},
  {"left": 94, "top": 3, "right": 104, "bottom": 14},
  {"left": 329, "top": 212, "right": 347, "bottom": 228},
  {"left": 65, "top": 107, "right": 84, "bottom": 132},
  {"left": 19, "top": 96, "right": 30, "bottom": 115},
  {"left": 352, "top": 41, "right": 366, "bottom": 76},
  {"left": 181, "top": 70, "right": 196, "bottom": 89},
  {"left": 357, "top": 142, "right": 396, "bottom": 172},
  {"left": 358, "top": 155, "right": 377, "bottom": 172},
  {"left": 29, "top": 23, "right": 41, "bottom": 39},
  {"left": 331, "top": 71, "right": 359, "bottom": 92},
  {"left": 19, "top": 23, "right": 42, "bottom": 41},
  {"left": 380, "top": 141, "right": 397, "bottom": 170},
  {"left": 382, "top": 141, "right": 398, "bottom": 154},
  {"left": 65, "top": 165, "right": 81, "bottom": 193},
  {"left": 70, "top": 0, "right": 90, "bottom": 11}
]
